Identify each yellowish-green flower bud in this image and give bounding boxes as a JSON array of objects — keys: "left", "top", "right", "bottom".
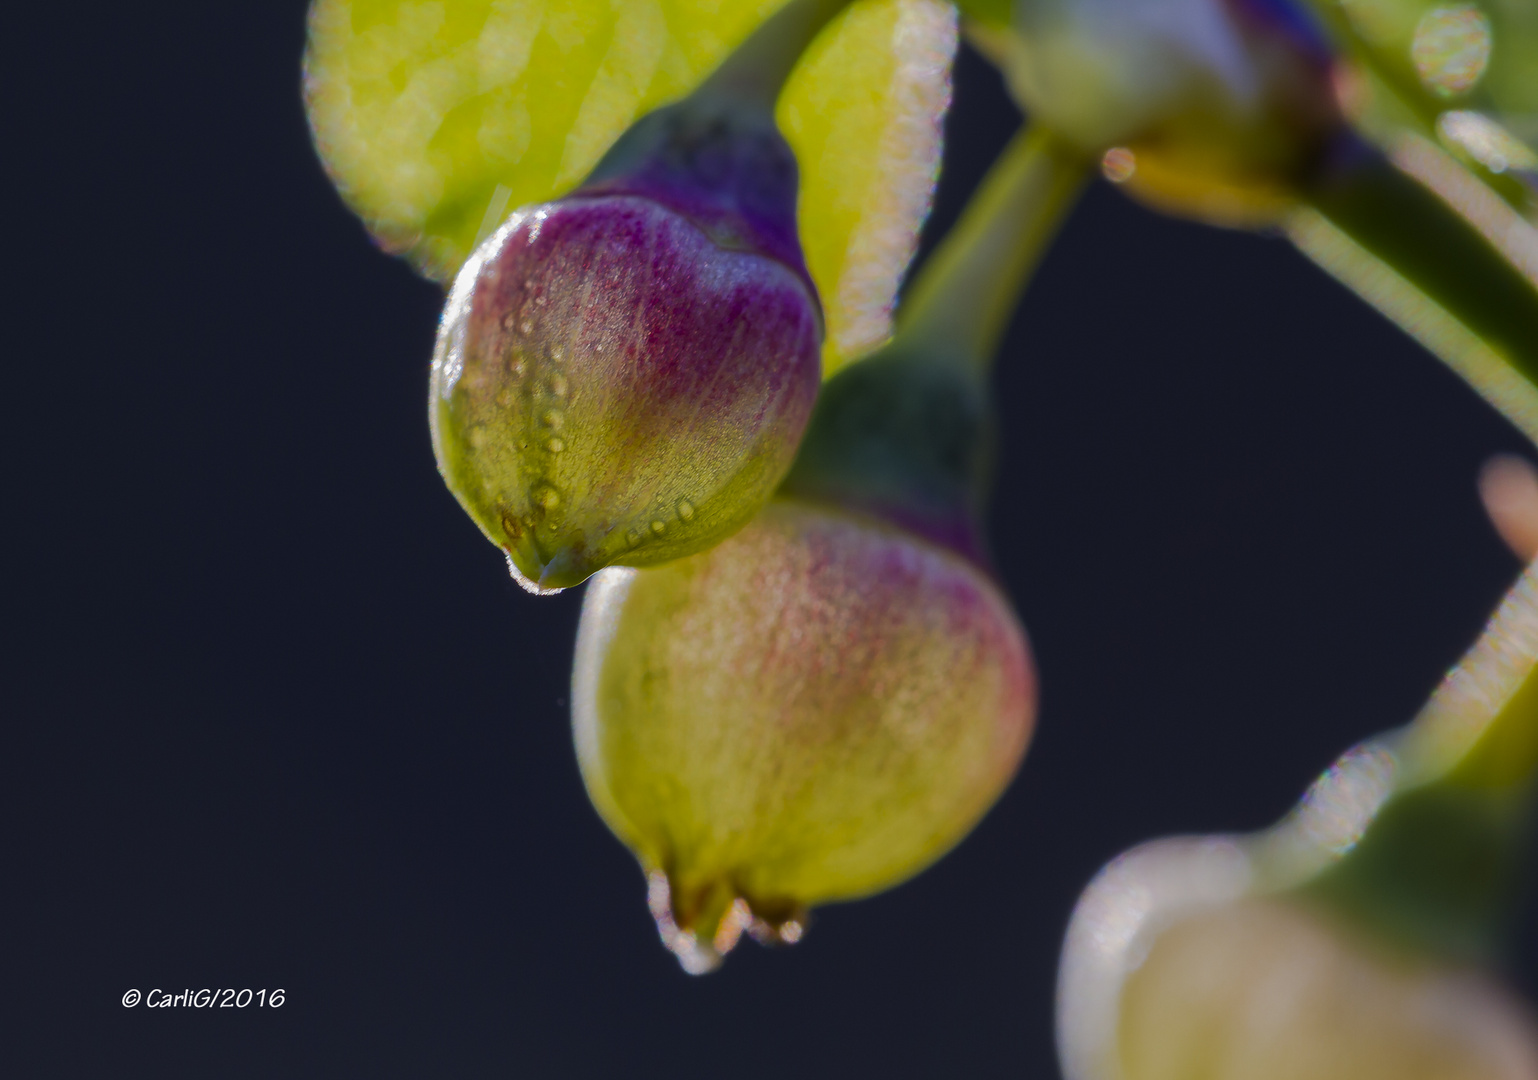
[
  {"left": 1122, "top": 898, "right": 1538, "bottom": 1080},
  {"left": 573, "top": 499, "right": 1036, "bottom": 971},
  {"left": 1060, "top": 526, "right": 1538, "bottom": 1080},
  {"left": 1059, "top": 839, "right": 1538, "bottom": 1080}
]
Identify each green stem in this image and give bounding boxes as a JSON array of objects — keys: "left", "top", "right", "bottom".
[
  {"left": 1402, "top": 566, "right": 1538, "bottom": 795},
  {"left": 696, "top": 0, "right": 852, "bottom": 110},
  {"left": 1295, "top": 141, "right": 1538, "bottom": 445},
  {"left": 779, "top": 123, "right": 1089, "bottom": 562},
  {"left": 898, "top": 124, "right": 1089, "bottom": 372},
  {"left": 1271, "top": 560, "right": 1538, "bottom": 962}
]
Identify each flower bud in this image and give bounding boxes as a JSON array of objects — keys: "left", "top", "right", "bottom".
[
  {"left": 430, "top": 104, "right": 822, "bottom": 593},
  {"left": 1008, "top": 0, "right": 1343, "bottom": 224},
  {"left": 573, "top": 499, "right": 1036, "bottom": 971},
  {"left": 1059, "top": 841, "right": 1538, "bottom": 1080},
  {"left": 1125, "top": 898, "right": 1538, "bottom": 1080},
  {"left": 1059, "top": 542, "right": 1538, "bottom": 1079}
]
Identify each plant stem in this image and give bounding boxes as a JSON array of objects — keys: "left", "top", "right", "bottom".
[
  {"left": 579, "top": 0, "right": 854, "bottom": 285},
  {"left": 697, "top": 0, "right": 852, "bottom": 110},
  {"left": 779, "top": 123, "right": 1089, "bottom": 563},
  {"left": 1400, "top": 566, "right": 1538, "bottom": 796},
  {"left": 1269, "top": 558, "right": 1538, "bottom": 962},
  {"left": 898, "top": 123, "right": 1089, "bottom": 373},
  {"left": 1294, "top": 139, "right": 1538, "bottom": 445}
]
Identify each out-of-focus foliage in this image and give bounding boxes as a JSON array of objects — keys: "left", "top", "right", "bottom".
[
  {"left": 1338, "top": 0, "right": 1538, "bottom": 125},
  {"left": 953, "top": 0, "right": 1012, "bottom": 30},
  {"left": 304, "top": 0, "right": 953, "bottom": 373}
]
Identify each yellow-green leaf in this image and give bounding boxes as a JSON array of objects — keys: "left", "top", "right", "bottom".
[
  {"left": 305, "top": 0, "right": 786, "bottom": 281},
  {"left": 779, "top": 0, "right": 956, "bottom": 376},
  {"left": 303, "top": 0, "right": 954, "bottom": 376}
]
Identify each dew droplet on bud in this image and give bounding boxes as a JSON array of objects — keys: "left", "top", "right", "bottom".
[
  {"left": 1102, "top": 147, "right": 1136, "bottom": 183},
  {"left": 1412, "top": 3, "right": 1492, "bottom": 98},
  {"left": 676, "top": 499, "right": 696, "bottom": 522}
]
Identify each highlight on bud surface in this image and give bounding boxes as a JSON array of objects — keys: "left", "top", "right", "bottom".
[
  {"left": 1007, "top": 0, "right": 1343, "bottom": 224},
  {"left": 430, "top": 192, "right": 821, "bottom": 593},
  {"left": 572, "top": 499, "right": 1036, "bottom": 971}
]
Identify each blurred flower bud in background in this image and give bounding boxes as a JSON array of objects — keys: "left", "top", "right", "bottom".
[
  {"left": 1006, "top": 0, "right": 1344, "bottom": 224},
  {"left": 573, "top": 500, "right": 1035, "bottom": 972},
  {"left": 1066, "top": 845, "right": 1538, "bottom": 1080},
  {"left": 1057, "top": 504, "right": 1538, "bottom": 1079}
]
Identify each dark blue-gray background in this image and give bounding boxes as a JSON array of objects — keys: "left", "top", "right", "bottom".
[{"left": 8, "top": 5, "right": 1536, "bottom": 1076}]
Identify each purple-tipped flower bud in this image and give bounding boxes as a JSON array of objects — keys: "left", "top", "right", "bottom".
[
  {"left": 573, "top": 499, "right": 1036, "bottom": 972},
  {"left": 430, "top": 106, "right": 822, "bottom": 593},
  {"left": 1009, "top": 0, "right": 1343, "bottom": 223}
]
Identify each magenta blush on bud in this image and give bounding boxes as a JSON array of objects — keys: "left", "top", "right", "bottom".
[{"left": 430, "top": 191, "right": 822, "bottom": 592}]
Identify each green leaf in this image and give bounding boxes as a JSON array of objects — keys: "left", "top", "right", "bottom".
[
  {"left": 1326, "top": 0, "right": 1538, "bottom": 135},
  {"left": 305, "top": 0, "right": 786, "bottom": 281},
  {"left": 304, "top": 0, "right": 955, "bottom": 374},
  {"left": 776, "top": 0, "right": 956, "bottom": 374}
]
